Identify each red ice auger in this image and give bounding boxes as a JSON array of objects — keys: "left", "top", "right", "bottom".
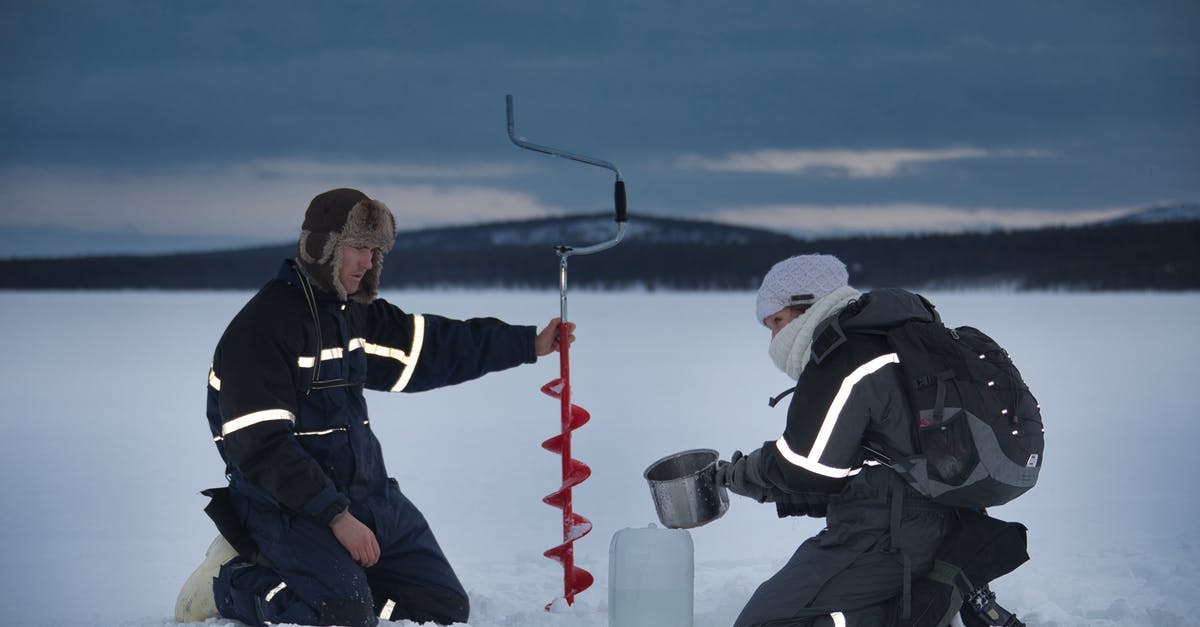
[{"left": 505, "top": 95, "right": 628, "bottom": 610}]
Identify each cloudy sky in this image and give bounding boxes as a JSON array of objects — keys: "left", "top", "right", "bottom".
[{"left": 1, "top": 0, "right": 1197, "bottom": 248}]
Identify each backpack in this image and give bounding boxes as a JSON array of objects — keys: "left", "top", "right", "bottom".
[{"left": 864, "top": 294, "right": 1045, "bottom": 509}]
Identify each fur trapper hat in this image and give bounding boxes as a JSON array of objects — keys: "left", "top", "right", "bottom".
[{"left": 296, "top": 188, "right": 397, "bottom": 303}]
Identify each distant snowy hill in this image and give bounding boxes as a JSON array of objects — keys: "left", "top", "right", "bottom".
[
  {"left": 1, "top": 208, "right": 1198, "bottom": 291},
  {"left": 0, "top": 224, "right": 278, "bottom": 259},
  {"left": 0, "top": 214, "right": 793, "bottom": 260},
  {"left": 391, "top": 213, "right": 796, "bottom": 251},
  {"left": 1097, "top": 202, "right": 1200, "bottom": 226},
  {"left": 4, "top": 203, "right": 1198, "bottom": 259}
]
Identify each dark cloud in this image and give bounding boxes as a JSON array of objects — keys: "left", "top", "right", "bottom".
[{"left": 0, "top": 0, "right": 1196, "bottom": 230}]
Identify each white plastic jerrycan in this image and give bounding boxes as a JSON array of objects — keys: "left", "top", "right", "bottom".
[{"left": 608, "top": 524, "right": 694, "bottom": 627}]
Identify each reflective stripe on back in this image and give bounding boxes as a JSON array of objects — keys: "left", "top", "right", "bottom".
[{"left": 775, "top": 352, "right": 900, "bottom": 478}]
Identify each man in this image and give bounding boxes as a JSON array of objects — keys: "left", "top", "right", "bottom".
[
  {"left": 717, "top": 254, "right": 954, "bottom": 627},
  {"left": 175, "top": 188, "right": 573, "bottom": 627}
]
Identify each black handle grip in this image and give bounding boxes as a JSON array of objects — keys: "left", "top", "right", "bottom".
[{"left": 614, "top": 180, "right": 628, "bottom": 222}]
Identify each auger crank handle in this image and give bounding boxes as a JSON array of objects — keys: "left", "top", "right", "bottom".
[{"left": 506, "top": 94, "right": 628, "bottom": 232}]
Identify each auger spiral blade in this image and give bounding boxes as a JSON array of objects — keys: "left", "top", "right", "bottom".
[{"left": 539, "top": 325, "right": 593, "bottom": 608}]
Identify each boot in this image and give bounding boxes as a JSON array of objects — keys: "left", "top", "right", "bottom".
[{"left": 174, "top": 534, "right": 239, "bottom": 622}]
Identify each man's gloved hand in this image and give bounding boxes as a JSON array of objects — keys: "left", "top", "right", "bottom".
[{"left": 716, "top": 449, "right": 772, "bottom": 503}]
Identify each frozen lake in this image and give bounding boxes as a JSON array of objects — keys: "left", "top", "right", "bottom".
[{"left": 1, "top": 288, "right": 1197, "bottom": 626}]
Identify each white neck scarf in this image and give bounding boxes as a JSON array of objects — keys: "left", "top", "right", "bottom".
[{"left": 769, "top": 285, "right": 862, "bottom": 380}]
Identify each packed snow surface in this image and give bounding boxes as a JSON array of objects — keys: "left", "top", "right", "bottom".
[{"left": 1, "top": 289, "right": 1198, "bottom": 626}]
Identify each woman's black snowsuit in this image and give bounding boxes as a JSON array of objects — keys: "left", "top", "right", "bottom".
[
  {"left": 204, "top": 260, "right": 537, "bottom": 626},
  {"left": 735, "top": 290, "right": 955, "bottom": 627}
]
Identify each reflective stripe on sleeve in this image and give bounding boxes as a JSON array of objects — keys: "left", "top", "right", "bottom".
[
  {"left": 773, "top": 439, "right": 864, "bottom": 479},
  {"left": 222, "top": 409, "right": 296, "bottom": 436},
  {"left": 208, "top": 368, "right": 221, "bottom": 391},
  {"left": 774, "top": 352, "right": 900, "bottom": 478},
  {"left": 354, "top": 313, "right": 426, "bottom": 392},
  {"left": 831, "top": 612, "right": 847, "bottom": 627}
]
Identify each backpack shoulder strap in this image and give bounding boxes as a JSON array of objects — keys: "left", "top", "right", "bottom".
[{"left": 809, "top": 314, "right": 847, "bottom": 365}]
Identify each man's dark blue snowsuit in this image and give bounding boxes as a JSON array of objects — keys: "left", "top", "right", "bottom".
[{"left": 205, "top": 260, "right": 537, "bottom": 626}]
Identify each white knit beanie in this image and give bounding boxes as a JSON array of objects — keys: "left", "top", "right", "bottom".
[{"left": 755, "top": 254, "right": 851, "bottom": 326}]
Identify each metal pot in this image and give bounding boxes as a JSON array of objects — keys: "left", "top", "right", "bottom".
[{"left": 644, "top": 448, "right": 729, "bottom": 529}]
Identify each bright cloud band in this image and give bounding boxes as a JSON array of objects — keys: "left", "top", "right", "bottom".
[{"left": 678, "top": 147, "right": 1051, "bottom": 178}]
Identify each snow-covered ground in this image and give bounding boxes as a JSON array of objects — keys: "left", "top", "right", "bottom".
[{"left": 2, "top": 288, "right": 1198, "bottom": 626}]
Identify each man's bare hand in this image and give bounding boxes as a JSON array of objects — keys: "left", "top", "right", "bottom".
[
  {"left": 535, "top": 318, "right": 576, "bottom": 357},
  {"left": 330, "top": 510, "right": 380, "bottom": 568}
]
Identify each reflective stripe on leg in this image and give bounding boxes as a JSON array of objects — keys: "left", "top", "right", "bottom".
[{"left": 264, "top": 581, "right": 288, "bottom": 602}]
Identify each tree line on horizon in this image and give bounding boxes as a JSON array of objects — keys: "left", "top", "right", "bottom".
[{"left": 1, "top": 219, "right": 1196, "bottom": 292}]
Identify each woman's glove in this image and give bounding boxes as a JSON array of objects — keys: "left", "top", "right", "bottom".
[
  {"left": 774, "top": 492, "right": 830, "bottom": 518},
  {"left": 716, "top": 449, "right": 773, "bottom": 503}
]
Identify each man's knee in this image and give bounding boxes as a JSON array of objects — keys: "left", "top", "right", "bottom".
[
  {"left": 377, "top": 587, "right": 470, "bottom": 626},
  {"left": 215, "top": 555, "right": 380, "bottom": 627},
  {"left": 735, "top": 600, "right": 895, "bottom": 627},
  {"left": 319, "top": 597, "right": 379, "bottom": 627},
  {"left": 816, "top": 602, "right": 895, "bottom": 627}
]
